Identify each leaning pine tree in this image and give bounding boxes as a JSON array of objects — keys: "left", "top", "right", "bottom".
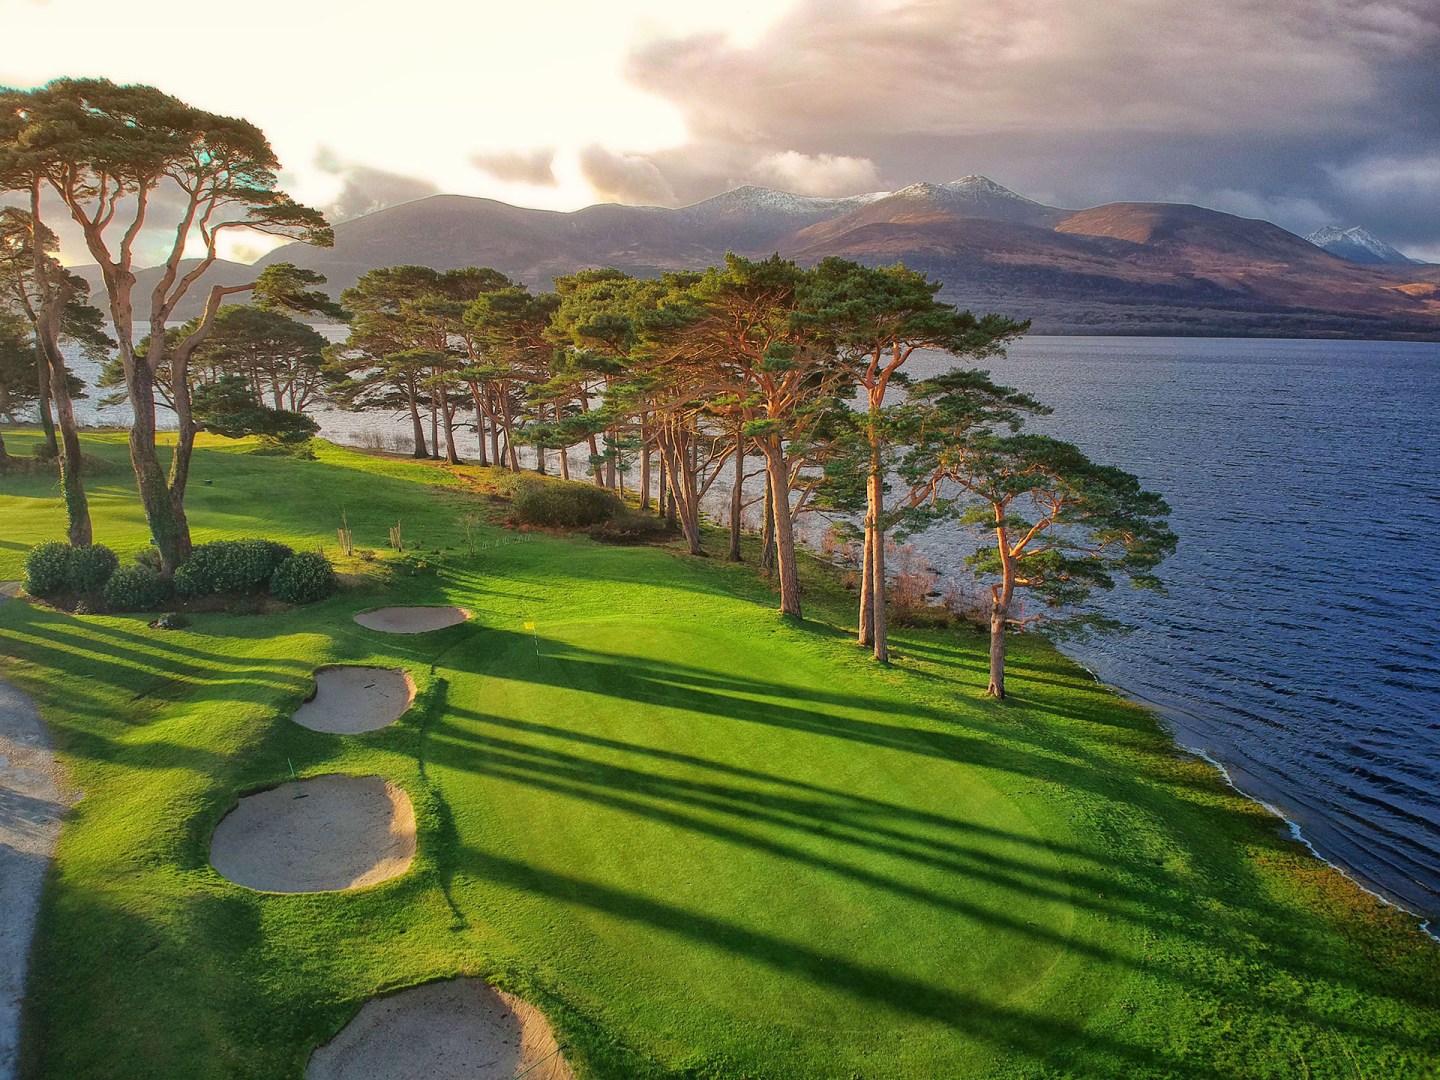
[{"left": 911, "top": 385, "right": 1177, "bottom": 698}]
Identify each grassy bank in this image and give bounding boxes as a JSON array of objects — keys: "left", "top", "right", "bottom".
[{"left": 1, "top": 430, "right": 1437, "bottom": 1079}]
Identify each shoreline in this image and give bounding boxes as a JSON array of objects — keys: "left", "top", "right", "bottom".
[{"left": 1072, "top": 655, "right": 1440, "bottom": 941}]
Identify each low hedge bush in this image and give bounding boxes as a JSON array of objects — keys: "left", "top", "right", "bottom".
[
  {"left": 268, "top": 551, "right": 335, "bottom": 604},
  {"left": 23, "top": 541, "right": 119, "bottom": 597},
  {"left": 104, "top": 565, "right": 173, "bottom": 612},
  {"left": 23, "top": 542, "right": 72, "bottom": 597},
  {"left": 68, "top": 544, "right": 120, "bottom": 592},
  {"left": 175, "top": 539, "right": 294, "bottom": 596},
  {"left": 510, "top": 478, "right": 621, "bottom": 528}
]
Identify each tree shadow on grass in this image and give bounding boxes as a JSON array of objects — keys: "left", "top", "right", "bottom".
[{"left": 426, "top": 631, "right": 1440, "bottom": 1070}]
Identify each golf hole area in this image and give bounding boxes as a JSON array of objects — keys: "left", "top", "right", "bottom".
[
  {"left": 209, "top": 775, "right": 415, "bottom": 893},
  {"left": 293, "top": 666, "right": 416, "bottom": 734},
  {"left": 353, "top": 606, "right": 470, "bottom": 634},
  {"left": 307, "top": 979, "right": 575, "bottom": 1080}
]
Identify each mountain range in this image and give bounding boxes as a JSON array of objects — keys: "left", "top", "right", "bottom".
[{"left": 72, "top": 176, "right": 1440, "bottom": 338}]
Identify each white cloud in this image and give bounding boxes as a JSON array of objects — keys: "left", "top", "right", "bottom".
[
  {"left": 1327, "top": 152, "right": 1440, "bottom": 196},
  {"left": 578, "top": 146, "right": 677, "bottom": 205},
  {"left": 746, "top": 151, "right": 881, "bottom": 196}
]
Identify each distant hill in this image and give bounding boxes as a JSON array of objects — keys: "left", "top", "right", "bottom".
[
  {"left": 1305, "top": 225, "right": 1421, "bottom": 266},
  {"left": 67, "top": 179, "right": 1440, "bottom": 338},
  {"left": 67, "top": 259, "right": 258, "bottom": 321}
]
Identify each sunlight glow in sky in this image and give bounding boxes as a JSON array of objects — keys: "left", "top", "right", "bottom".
[
  {"left": 3, "top": 0, "right": 794, "bottom": 256},
  {"left": 7, "top": 0, "right": 1438, "bottom": 262}
]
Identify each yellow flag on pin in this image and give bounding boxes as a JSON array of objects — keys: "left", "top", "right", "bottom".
[{"left": 524, "top": 621, "right": 535, "bottom": 630}]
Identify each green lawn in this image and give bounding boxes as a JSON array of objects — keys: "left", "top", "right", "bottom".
[{"left": 2, "top": 429, "right": 1437, "bottom": 1079}]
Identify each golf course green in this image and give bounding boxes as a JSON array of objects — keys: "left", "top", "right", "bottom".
[{"left": 1, "top": 430, "right": 1437, "bottom": 1079}]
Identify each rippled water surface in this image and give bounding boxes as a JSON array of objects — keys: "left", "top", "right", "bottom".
[
  {"left": 64, "top": 334, "right": 1440, "bottom": 916},
  {"left": 904, "top": 337, "right": 1440, "bottom": 918}
]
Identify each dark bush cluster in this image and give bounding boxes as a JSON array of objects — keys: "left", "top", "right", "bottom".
[
  {"left": 22, "top": 535, "right": 333, "bottom": 612},
  {"left": 510, "top": 478, "right": 621, "bottom": 529},
  {"left": 24, "top": 541, "right": 119, "bottom": 598},
  {"left": 174, "top": 539, "right": 294, "bottom": 596},
  {"left": 268, "top": 551, "right": 336, "bottom": 604},
  {"left": 587, "top": 508, "right": 674, "bottom": 545},
  {"left": 103, "top": 565, "right": 173, "bottom": 612}
]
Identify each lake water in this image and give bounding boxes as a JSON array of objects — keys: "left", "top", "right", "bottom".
[
  {"left": 907, "top": 337, "right": 1440, "bottom": 922},
  {"left": 58, "top": 334, "right": 1440, "bottom": 920}
]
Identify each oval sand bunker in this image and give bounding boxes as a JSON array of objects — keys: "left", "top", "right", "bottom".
[
  {"left": 293, "top": 667, "right": 416, "bottom": 734},
  {"left": 307, "top": 979, "right": 575, "bottom": 1080},
  {"left": 353, "top": 606, "right": 470, "bottom": 634},
  {"left": 210, "top": 775, "right": 415, "bottom": 893}
]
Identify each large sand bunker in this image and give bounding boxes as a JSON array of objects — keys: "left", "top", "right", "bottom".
[
  {"left": 307, "top": 979, "right": 575, "bottom": 1080},
  {"left": 209, "top": 775, "right": 415, "bottom": 893},
  {"left": 293, "top": 667, "right": 416, "bottom": 734},
  {"left": 353, "top": 606, "right": 470, "bottom": 634}
]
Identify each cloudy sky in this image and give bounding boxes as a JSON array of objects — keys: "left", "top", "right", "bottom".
[{"left": 7, "top": 0, "right": 1439, "bottom": 260}]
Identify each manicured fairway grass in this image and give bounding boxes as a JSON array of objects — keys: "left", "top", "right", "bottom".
[{"left": 2, "top": 430, "right": 1438, "bottom": 1078}]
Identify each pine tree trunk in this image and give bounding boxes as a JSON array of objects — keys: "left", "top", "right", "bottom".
[
  {"left": 758, "top": 435, "right": 801, "bottom": 618},
  {"left": 988, "top": 594, "right": 1009, "bottom": 700},
  {"left": 407, "top": 379, "right": 427, "bottom": 458},
  {"left": 37, "top": 333, "right": 91, "bottom": 546},
  {"left": 858, "top": 524, "right": 874, "bottom": 646},
  {"left": 728, "top": 431, "right": 744, "bottom": 562},
  {"left": 868, "top": 467, "right": 889, "bottom": 663},
  {"left": 586, "top": 430, "right": 602, "bottom": 486},
  {"left": 127, "top": 361, "right": 190, "bottom": 573},
  {"left": 35, "top": 356, "right": 58, "bottom": 457},
  {"left": 489, "top": 390, "right": 502, "bottom": 466},
  {"left": 639, "top": 418, "right": 652, "bottom": 510},
  {"left": 760, "top": 472, "right": 776, "bottom": 574},
  {"left": 440, "top": 389, "right": 461, "bottom": 464},
  {"left": 469, "top": 385, "right": 490, "bottom": 466},
  {"left": 429, "top": 401, "right": 439, "bottom": 459}
]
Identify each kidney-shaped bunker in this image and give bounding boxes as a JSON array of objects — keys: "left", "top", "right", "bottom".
[
  {"left": 292, "top": 666, "right": 416, "bottom": 734},
  {"left": 307, "top": 979, "right": 574, "bottom": 1080},
  {"left": 209, "top": 774, "right": 415, "bottom": 893}
]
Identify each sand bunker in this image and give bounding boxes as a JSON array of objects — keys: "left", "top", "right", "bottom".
[
  {"left": 293, "top": 667, "right": 416, "bottom": 734},
  {"left": 353, "top": 606, "right": 470, "bottom": 634},
  {"left": 209, "top": 775, "right": 415, "bottom": 893},
  {"left": 307, "top": 979, "right": 574, "bottom": 1080}
]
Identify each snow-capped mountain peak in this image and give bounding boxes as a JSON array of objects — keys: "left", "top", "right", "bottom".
[{"left": 1305, "top": 225, "right": 1417, "bottom": 266}]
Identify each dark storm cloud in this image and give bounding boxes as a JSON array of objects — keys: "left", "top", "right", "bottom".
[
  {"left": 470, "top": 148, "right": 558, "bottom": 187},
  {"left": 618, "top": 0, "right": 1440, "bottom": 253},
  {"left": 314, "top": 147, "right": 440, "bottom": 222}
]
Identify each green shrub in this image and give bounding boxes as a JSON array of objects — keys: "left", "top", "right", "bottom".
[
  {"left": 23, "top": 541, "right": 72, "bottom": 597},
  {"left": 104, "top": 565, "right": 173, "bottom": 612},
  {"left": 67, "top": 544, "right": 120, "bottom": 592},
  {"left": 23, "top": 541, "right": 118, "bottom": 596},
  {"left": 510, "top": 478, "right": 621, "bottom": 528},
  {"left": 268, "top": 551, "right": 335, "bottom": 604},
  {"left": 175, "top": 538, "right": 294, "bottom": 596}
]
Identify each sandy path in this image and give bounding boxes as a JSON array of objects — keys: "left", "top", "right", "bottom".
[
  {"left": 0, "top": 678, "right": 65, "bottom": 1080},
  {"left": 307, "top": 979, "right": 575, "bottom": 1080},
  {"left": 353, "top": 606, "right": 470, "bottom": 634},
  {"left": 210, "top": 775, "right": 415, "bottom": 893},
  {"left": 293, "top": 667, "right": 416, "bottom": 734}
]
